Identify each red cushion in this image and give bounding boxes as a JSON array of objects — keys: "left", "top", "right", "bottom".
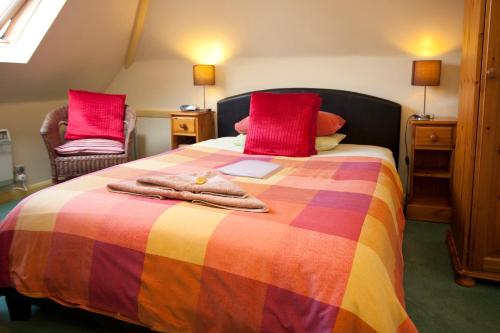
[
  {"left": 235, "top": 111, "right": 345, "bottom": 136},
  {"left": 65, "top": 90, "right": 126, "bottom": 142},
  {"left": 234, "top": 117, "right": 249, "bottom": 134},
  {"left": 243, "top": 92, "right": 321, "bottom": 157},
  {"left": 316, "top": 111, "right": 346, "bottom": 136},
  {"left": 55, "top": 139, "right": 124, "bottom": 156}
]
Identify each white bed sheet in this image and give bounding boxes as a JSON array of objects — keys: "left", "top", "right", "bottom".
[{"left": 195, "top": 137, "right": 396, "bottom": 167}]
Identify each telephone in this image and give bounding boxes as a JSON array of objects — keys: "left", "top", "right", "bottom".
[{"left": 179, "top": 104, "right": 198, "bottom": 111}]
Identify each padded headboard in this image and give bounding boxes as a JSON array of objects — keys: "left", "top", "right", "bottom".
[{"left": 217, "top": 88, "right": 402, "bottom": 166}]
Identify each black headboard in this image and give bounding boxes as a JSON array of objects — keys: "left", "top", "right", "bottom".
[{"left": 217, "top": 88, "right": 401, "bottom": 166}]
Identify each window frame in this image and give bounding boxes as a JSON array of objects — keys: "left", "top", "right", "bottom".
[
  {"left": 0, "top": 0, "right": 66, "bottom": 63},
  {"left": 0, "top": 0, "right": 39, "bottom": 43},
  {"left": 0, "top": 0, "right": 27, "bottom": 31}
]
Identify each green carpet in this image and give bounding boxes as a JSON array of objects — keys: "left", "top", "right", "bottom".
[
  {"left": 0, "top": 201, "right": 19, "bottom": 220},
  {"left": 403, "top": 221, "right": 500, "bottom": 332},
  {"left": 1, "top": 201, "right": 499, "bottom": 332}
]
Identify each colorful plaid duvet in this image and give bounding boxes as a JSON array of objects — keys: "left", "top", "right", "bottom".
[{"left": 0, "top": 145, "right": 417, "bottom": 332}]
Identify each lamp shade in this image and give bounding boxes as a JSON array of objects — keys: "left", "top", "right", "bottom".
[
  {"left": 412, "top": 60, "right": 441, "bottom": 86},
  {"left": 193, "top": 65, "right": 215, "bottom": 86}
]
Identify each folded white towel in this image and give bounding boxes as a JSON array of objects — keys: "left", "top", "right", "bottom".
[{"left": 218, "top": 160, "right": 281, "bottom": 179}]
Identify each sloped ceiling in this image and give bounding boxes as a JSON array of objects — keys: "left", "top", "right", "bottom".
[
  {"left": 0, "top": 0, "right": 463, "bottom": 103},
  {"left": 0, "top": 0, "right": 138, "bottom": 103},
  {"left": 136, "top": 0, "right": 463, "bottom": 62}
]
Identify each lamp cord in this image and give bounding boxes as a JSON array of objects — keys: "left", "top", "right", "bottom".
[
  {"left": 404, "top": 114, "right": 418, "bottom": 203},
  {"left": 423, "top": 85, "right": 427, "bottom": 117}
]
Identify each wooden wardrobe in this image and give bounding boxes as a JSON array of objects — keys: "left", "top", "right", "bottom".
[{"left": 448, "top": 0, "right": 500, "bottom": 286}]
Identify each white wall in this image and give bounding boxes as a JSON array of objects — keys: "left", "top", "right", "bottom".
[
  {"left": 108, "top": 52, "right": 461, "bottom": 181},
  {"left": 136, "top": 117, "right": 171, "bottom": 157},
  {"left": 0, "top": 99, "right": 66, "bottom": 185},
  {"left": 0, "top": 0, "right": 138, "bottom": 103},
  {"left": 106, "top": 0, "right": 464, "bottom": 186},
  {"left": 135, "top": 0, "right": 463, "bottom": 61},
  {"left": 0, "top": 0, "right": 464, "bottom": 187},
  {"left": 0, "top": 0, "right": 139, "bottom": 186}
]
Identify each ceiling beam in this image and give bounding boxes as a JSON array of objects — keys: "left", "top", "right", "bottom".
[{"left": 124, "top": 0, "right": 149, "bottom": 69}]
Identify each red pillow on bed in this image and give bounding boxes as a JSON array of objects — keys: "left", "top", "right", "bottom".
[
  {"left": 235, "top": 111, "right": 345, "bottom": 136},
  {"left": 243, "top": 92, "right": 321, "bottom": 157},
  {"left": 316, "top": 111, "right": 346, "bottom": 136},
  {"left": 65, "top": 90, "right": 127, "bottom": 142},
  {"left": 234, "top": 116, "right": 249, "bottom": 134}
]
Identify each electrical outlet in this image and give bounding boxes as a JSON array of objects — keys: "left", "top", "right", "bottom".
[{"left": 14, "top": 164, "right": 25, "bottom": 175}]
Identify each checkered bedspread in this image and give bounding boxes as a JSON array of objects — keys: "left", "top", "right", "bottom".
[{"left": 0, "top": 145, "right": 416, "bottom": 332}]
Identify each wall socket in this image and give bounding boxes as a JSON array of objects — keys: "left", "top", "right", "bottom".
[
  {"left": 14, "top": 164, "right": 27, "bottom": 183},
  {"left": 14, "top": 165, "right": 25, "bottom": 175},
  {"left": 13, "top": 164, "right": 27, "bottom": 189}
]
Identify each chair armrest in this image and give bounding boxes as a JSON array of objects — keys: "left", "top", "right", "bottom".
[
  {"left": 40, "top": 105, "right": 68, "bottom": 153},
  {"left": 123, "top": 105, "right": 137, "bottom": 160}
]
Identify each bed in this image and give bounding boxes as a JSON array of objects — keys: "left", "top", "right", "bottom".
[{"left": 0, "top": 88, "right": 416, "bottom": 332}]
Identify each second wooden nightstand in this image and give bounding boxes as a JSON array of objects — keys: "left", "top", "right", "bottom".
[
  {"left": 406, "top": 117, "right": 457, "bottom": 223},
  {"left": 170, "top": 111, "right": 215, "bottom": 149}
]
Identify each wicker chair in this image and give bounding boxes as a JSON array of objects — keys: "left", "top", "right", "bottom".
[{"left": 40, "top": 105, "right": 136, "bottom": 183}]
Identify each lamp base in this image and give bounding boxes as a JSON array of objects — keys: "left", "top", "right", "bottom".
[{"left": 413, "top": 113, "right": 434, "bottom": 120}]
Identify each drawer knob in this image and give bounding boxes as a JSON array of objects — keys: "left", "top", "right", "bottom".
[
  {"left": 486, "top": 67, "right": 499, "bottom": 80},
  {"left": 180, "top": 124, "right": 188, "bottom": 130},
  {"left": 429, "top": 133, "right": 438, "bottom": 142}
]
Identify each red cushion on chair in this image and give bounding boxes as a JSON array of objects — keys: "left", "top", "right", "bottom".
[
  {"left": 243, "top": 92, "right": 321, "bottom": 157},
  {"left": 65, "top": 90, "right": 126, "bottom": 142}
]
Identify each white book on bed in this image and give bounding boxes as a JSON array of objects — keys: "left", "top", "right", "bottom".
[{"left": 218, "top": 160, "right": 281, "bottom": 179}]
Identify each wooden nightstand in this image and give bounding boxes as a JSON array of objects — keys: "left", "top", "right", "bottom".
[
  {"left": 406, "top": 117, "right": 457, "bottom": 223},
  {"left": 170, "top": 111, "right": 215, "bottom": 149}
]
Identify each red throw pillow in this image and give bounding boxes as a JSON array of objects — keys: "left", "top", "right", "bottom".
[
  {"left": 235, "top": 117, "right": 249, "bottom": 134},
  {"left": 65, "top": 90, "right": 127, "bottom": 142},
  {"left": 316, "top": 111, "right": 346, "bottom": 136},
  {"left": 235, "top": 111, "right": 345, "bottom": 136},
  {"left": 243, "top": 92, "right": 321, "bottom": 157}
]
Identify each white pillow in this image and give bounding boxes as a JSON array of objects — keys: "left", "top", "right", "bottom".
[
  {"left": 233, "top": 133, "right": 346, "bottom": 151},
  {"left": 232, "top": 134, "right": 246, "bottom": 147},
  {"left": 315, "top": 133, "right": 346, "bottom": 151}
]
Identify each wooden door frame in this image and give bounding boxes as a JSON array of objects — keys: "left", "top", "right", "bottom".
[{"left": 470, "top": 0, "right": 500, "bottom": 271}]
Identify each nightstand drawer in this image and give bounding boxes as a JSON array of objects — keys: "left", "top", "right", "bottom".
[
  {"left": 170, "top": 111, "right": 215, "bottom": 149},
  {"left": 415, "top": 126, "right": 454, "bottom": 147},
  {"left": 172, "top": 117, "right": 196, "bottom": 134}
]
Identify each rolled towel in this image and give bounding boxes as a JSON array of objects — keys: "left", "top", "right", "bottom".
[
  {"left": 107, "top": 181, "right": 268, "bottom": 213},
  {"left": 137, "top": 171, "right": 247, "bottom": 198}
]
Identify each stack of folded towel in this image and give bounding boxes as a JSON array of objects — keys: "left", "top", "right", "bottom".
[{"left": 107, "top": 171, "right": 268, "bottom": 213}]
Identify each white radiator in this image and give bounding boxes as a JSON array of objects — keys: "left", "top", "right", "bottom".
[{"left": 0, "top": 129, "right": 13, "bottom": 187}]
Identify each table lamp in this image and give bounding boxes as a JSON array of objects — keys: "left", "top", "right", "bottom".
[
  {"left": 193, "top": 64, "right": 215, "bottom": 111},
  {"left": 411, "top": 60, "right": 441, "bottom": 120}
]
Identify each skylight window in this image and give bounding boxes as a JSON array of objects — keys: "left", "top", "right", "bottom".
[
  {"left": 0, "top": 0, "right": 36, "bottom": 43},
  {"left": 0, "top": 19, "right": 12, "bottom": 38},
  {"left": 0, "top": 0, "right": 23, "bottom": 31},
  {"left": 0, "top": 0, "right": 65, "bottom": 63}
]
